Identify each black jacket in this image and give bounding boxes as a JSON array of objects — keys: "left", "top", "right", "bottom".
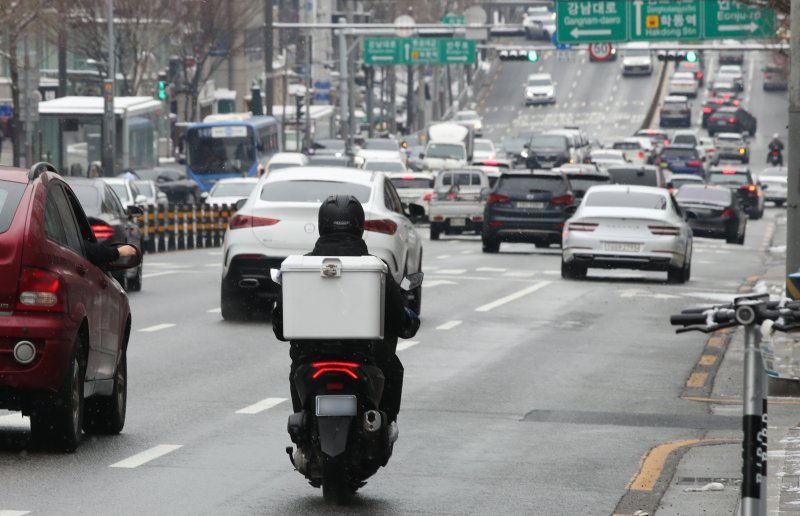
[
  {"left": 273, "top": 233, "right": 415, "bottom": 342},
  {"left": 85, "top": 241, "right": 120, "bottom": 267}
]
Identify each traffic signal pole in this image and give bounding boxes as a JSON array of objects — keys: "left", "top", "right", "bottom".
[{"left": 787, "top": 0, "right": 800, "bottom": 285}]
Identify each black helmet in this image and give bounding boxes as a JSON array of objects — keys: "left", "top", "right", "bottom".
[{"left": 318, "top": 194, "right": 365, "bottom": 237}]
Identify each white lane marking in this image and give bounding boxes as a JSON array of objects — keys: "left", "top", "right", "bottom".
[
  {"left": 236, "top": 397, "right": 287, "bottom": 414},
  {"left": 436, "top": 269, "right": 467, "bottom": 275},
  {"left": 110, "top": 444, "right": 183, "bottom": 468},
  {"left": 436, "top": 255, "right": 450, "bottom": 259},
  {"left": 436, "top": 320, "right": 462, "bottom": 330},
  {"left": 397, "top": 340, "right": 419, "bottom": 352},
  {"left": 460, "top": 250, "right": 473, "bottom": 255},
  {"left": 207, "top": 251, "right": 223, "bottom": 256},
  {"left": 207, "top": 307, "right": 222, "bottom": 313},
  {"left": 0, "top": 511, "right": 31, "bottom": 516},
  {"left": 475, "top": 281, "right": 552, "bottom": 313},
  {"left": 423, "top": 280, "right": 458, "bottom": 288},
  {"left": 138, "top": 323, "right": 176, "bottom": 333},
  {"left": 142, "top": 271, "right": 177, "bottom": 279},
  {"left": 502, "top": 271, "right": 537, "bottom": 278},
  {"left": 476, "top": 267, "right": 507, "bottom": 272},
  {"left": 205, "top": 263, "right": 221, "bottom": 267}
]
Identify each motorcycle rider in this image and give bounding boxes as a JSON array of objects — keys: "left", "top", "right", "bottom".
[
  {"left": 768, "top": 133, "right": 784, "bottom": 165},
  {"left": 272, "top": 194, "right": 420, "bottom": 428}
]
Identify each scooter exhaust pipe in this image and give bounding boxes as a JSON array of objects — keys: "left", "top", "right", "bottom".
[
  {"left": 363, "top": 410, "right": 382, "bottom": 432},
  {"left": 238, "top": 278, "right": 259, "bottom": 288}
]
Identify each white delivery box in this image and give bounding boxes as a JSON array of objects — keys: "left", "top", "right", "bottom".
[{"left": 280, "top": 255, "right": 386, "bottom": 339}]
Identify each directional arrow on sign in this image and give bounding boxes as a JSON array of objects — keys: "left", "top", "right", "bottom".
[
  {"left": 570, "top": 27, "right": 612, "bottom": 39},
  {"left": 633, "top": 0, "right": 643, "bottom": 36},
  {"left": 719, "top": 22, "right": 760, "bottom": 33}
]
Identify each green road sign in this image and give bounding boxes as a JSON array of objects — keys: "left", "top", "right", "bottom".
[
  {"left": 364, "top": 38, "right": 476, "bottom": 65},
  {"left": 557, "top": 0, "right": 777, "bottom": 43},
  {"left": 556, "top": 0, "right": 629, "bottom": 44},
  {"left": 443, "top": 14, "right": 465, "bottom": 25},
  {"left": 704, "top": 0, "right": 776, "bottom": 39}
]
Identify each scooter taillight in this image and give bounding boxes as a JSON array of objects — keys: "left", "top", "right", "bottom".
[{"left": 312, "top": 361, "right": 360, "bottom": 379}]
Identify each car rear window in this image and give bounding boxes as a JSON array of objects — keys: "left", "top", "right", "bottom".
[
  {"left": 498, "top": 176, "right": 566, "bottom": 194},
  {"left": 607, "top": 168, "right": 659, "bottom": 187},
  {"left": 709, "top": 172, "right": 749, "bottom": 185},
  {"left": 661, "top": 148, "right": 698, "bottom": 159},
  {"left": 612, "top": 142, "right": 641, "bottom": 150},
  {"left": 676, "top": 187, "right": 731, "bottom": 205},
  {"left": 568, "top": 175, "right": 611, "bottom": 194},
  {"left": 0, "top": 181, "right": 25, "bottom": 234},
  {"left": 390, "top": 178, "right": 434, "bottom": 189},
  {"left": 672, "top": 135, "right": 697, "bottom": 146},
  {"left": 585, "top": 191, "right": 667, "bottom": 210},
  {"left": 664, "top": 101, "right": 687, "bottom": 109},
  {"left": 212, "top": 183, "right": 256, "bottom": 197},
  {"left": 442, "top": 173, "right": 482, "bottom": 186},
  {"left": 260, "top": 180, "right": 371, "bottom": 203},
  {"left": 68, "top": 184, "right": 101, "bottom": 210}
]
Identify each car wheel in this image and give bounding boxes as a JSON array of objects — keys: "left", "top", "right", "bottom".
[
  {"left": 534, "top": 241, "right": 550, "bottom": 249},
  {"left": 127, "top": 264, "right": 143, "bottom": 292},
  {"left": 667, "top": 260, "right": 689, "bottom": 284},
  {"left": 737, "top": 225, "right": 746, "bottom": 245},
  {"left": 482, "top": 237, "right": 500, "bottom": 253},
  {"left": 221, "top": 286, "right": 247, "bottom": 321},
  {"left": 429, "top": 223, "right": 441, "bottom": 241},
  {"left": 775, "top": 200, "right": 785, "bottom": 208},
  {"left": 30, "top": 339, "right": 85, "bottom": 452},
  {"left": 749, "top": 209, "right": 762, "bottom": 221},
  {"left": 561, "top": 257, "right": 587, "bottom": 280},
  {"left": 84, "top": 349, "right": 127, "bottom": 435}
]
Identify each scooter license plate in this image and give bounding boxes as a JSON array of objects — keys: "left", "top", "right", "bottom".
[{"left": 316, "top": 395, "right": 357, "bottom": 417}]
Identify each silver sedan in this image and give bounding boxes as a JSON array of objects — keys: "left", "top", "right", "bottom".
[{"left": 561, "top": 185, "right": 693, "bottom": 283}]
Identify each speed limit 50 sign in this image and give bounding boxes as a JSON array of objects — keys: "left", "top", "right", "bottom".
[{"left": 588, "top": 42, "right": 615, "bottom": 62}]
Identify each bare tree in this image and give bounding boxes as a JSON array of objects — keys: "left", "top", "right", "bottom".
[{"left": 169, "top": 0, "right": 260, "bottom": 121}]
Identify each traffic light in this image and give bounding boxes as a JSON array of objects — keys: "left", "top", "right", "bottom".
[
  {"left": 157, "top": 71, "right": 168, "bottom": 100},
  {"left": 499, "top": 49, "right": 540, "bottom": 62},
  {"left": 685, "top": 51, "right": 698, "bottom": 63}
]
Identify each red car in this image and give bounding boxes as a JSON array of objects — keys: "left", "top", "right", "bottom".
[{"left": 0, "top": 163, "right": 141, "bottom": 452}]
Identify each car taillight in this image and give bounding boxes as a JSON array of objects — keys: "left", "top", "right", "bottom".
[
  {"left": 364, "top": 219, "right": 398, "bottom": 235},
  {"left": 487, "top": 193, "right": 510, "bottom": 204},
  {"left": 228, "top": 214, "right": 280, "bottom": 229},
  {"left": 715, "top": 99, "right": 724, "bottom": 105},
  {"left": 721, "top": 208, "right": 734, "bottom": 218},
  {"left": 697, "top": 72, "right": 703, "bottom": 79},
  {"left": 728, "top": 117, "right": 737, "bottom": 123},
  {"left": 660, "top": 108, "right": 667, "bottom": 114},
  {"left": 722, "top": 93, "right": 731, "bottom": 99},
  {"left": 703, "top": 107, "right": 712, "bottom": 114},
  {"left": 568, "top": 222, "right": 598, "bottom": 232},
  {"left": 710, "top": 91, "right": 716, "bottom": 97},
  {"left": 649, "top": 225, "right": 680, "bottom": 236},
  {"left": 550, "top": 194, "right": 574, "bottom": 205},
  {"left": 655, "top": 158, "right": 662, "bottom": 165},
  {"left": 663, "top": 139, "right": 670, "bottom": 146},
  {"left": 423, "top": 192, "right": 434, "bottom": 202},
  {"left": 91, "top": 224, "right": 114, "bottom": 240},
  {"left": 16, "top": 268, "right": 65, "bottom": 312},
  {"left": 687, "top": 160, "right": 702, "bottom": 167},
  {"left": 638, "top": 150, "right": 645, "bottom": 159},
  {"left": 733, "top": 100, "right": 741, "bottom": 106},
  {"left": 312, "top": 361, "right": 360, "bottom": 379},
  {"left": 743, "top": 184, "right": 757, "bottom": 192}
]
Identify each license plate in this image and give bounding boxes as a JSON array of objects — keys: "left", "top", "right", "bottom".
[
  {"left": 517, "top": 201, "right": 544, "bottom": 209},
  {"left": 603, "top": 242, "right": 642, "bottom": 252},
  {"left": 450, "top": 218, "right": 466, "bottom": 227},
  {"left": 316, "top": 395, "right": 357, "bottom": 417},
  {"left": 672, "top": 161, "right": 686, "bottom": 167}
]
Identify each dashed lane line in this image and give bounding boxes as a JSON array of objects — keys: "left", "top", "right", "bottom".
[
  {"left": 476, "top": 267, "right": 507, "bottom": 272},
  {"left": 207, "top": 307, "right": 221, "bottom": 313},
  {"left": 142, "top": 271, "right": 178, "bottom": 279},
  {"left": 138, "top": 323, "right": 176, "bottom": 333},
  {"left": 0, "top": 511, "right": 31, "bottom": 516},
  {"left": 236, "top": 397, "right": 287, "bottom": 414},
  {"left": 110, "top": 444, "right": 183, "bottom": 468},
  {"left": 436, "top": 320, "right": 462, "bottom": 331},
  {"left": 436, "top": 269, "right": 467, "bottom": 275},
  {"left": 397, "top": 340, "right": 419, "bottom": 351},
  {"left": 475, "top": 281, "right": 552, "bottom": 313}
]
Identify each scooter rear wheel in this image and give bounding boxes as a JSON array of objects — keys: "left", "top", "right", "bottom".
[{"left": 322, "top": 457, "right": 355, "bottom": 505}]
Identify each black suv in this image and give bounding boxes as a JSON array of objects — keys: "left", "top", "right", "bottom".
[
  {"left": 706, "top": 106, "right": 757, "bottom": 136},
  {"left": 482, "top": 172, "right": 576, "bottom": 252},
  {"left": 701, "top": 97, "right": 739, "bottom": 128},
  {"left": 524, "top": 134, "right": 571, "bottom": 169},
  {"left": 706, "top": 165, "right": 764, "bottom": 219}
]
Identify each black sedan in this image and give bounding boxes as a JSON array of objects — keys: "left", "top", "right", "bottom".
[
  {"left": 675, "top": 185, "right": 746, "bottom": 245},
  {"left": 135, "top": 166, "right": 203, "bottom": 205},
  {"left": 64, "top": 177, "right": 145, "bottom": 290},
  {"left": 706, "top": 106, "right": 757, "bottom": 136}
]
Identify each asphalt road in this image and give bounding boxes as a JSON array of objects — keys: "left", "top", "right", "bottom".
[{"left": 0, "top": 49, "right": 789, "bottom": 516}]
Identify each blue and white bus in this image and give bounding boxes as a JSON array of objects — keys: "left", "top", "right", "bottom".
[{"left": 184, "top": 114, "right": 281, "bottom": 191}]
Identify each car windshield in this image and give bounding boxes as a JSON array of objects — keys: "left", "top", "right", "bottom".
[
  {"left": 585, "top": 191, "right": 667, "bottom": 209},
  {"left": 664, "top": 102, "right": 687, "bottom": 110},
  {"left": 268, "top": 162, "right": 303, "bottom": 172},
  {"left": 709, "top": 172, "right": 749, "bottom": 185},
  {"left": 592, "top": 151, "right": 625, "bottom": 160},
  {"left": 390, "top": 177, "right": 434, "bottom": 189},
  {"left": 677, "top": 187, "right": 731, "bottom": 205},
  {"left": 454, "top": 112, "right": 479, "bottom": 121},
  {"left": 109, "top": 184, "right": 130, "bottom": 202},
  {"left": 717, "top": 136, "right": 744, "bottom": 144},
  {"left": 475, "top": 141, "right": 494, "bottom": 152},
  {"left": 426, "top": 143, "right": 466, "bottom": 160},
  {"left": 498, "top": 176, "right": 565, "bottom": 194},
  {"left": 612, "top": 142, "right": 641, "bottom": 150},
  {"left": 527, "top": 78, "right": 552, "bottom": 86},
  {"left": 211, "top": 182, "right": 256, "bottom": 197},
  {"left": 309, "top": 157, "right": 350, "bottom": 167},
  {"left": 501, "top": 138, "right": 528, "bottom": 153},
  {"left": 530, "top": 135, "right": 567, "bottom": 150},
  {"left": 363, "top": 161, "right": 406, "bottom": 172},
  {"left": 661, "top": 148, "right": 698, "bottom": 159},
  {"left": 314, "top": 140, "right": 346, "bottom": 151},
  {"left": 260, "top": 180, "right": 371, "bottom": 203},
  {"left": 186, "top": 125, "right": 256, "bottom": 174},
  {"left": 624, "top": 48, "right": 650, "bottom": 57},
  {"left": 568, "top": 176, "right": 611, "bottom": 195},
  {"left": 672, "top": 178, "right": 704, "bottom": 190},
  {"left": 0, "top": 181, "right": 25, "bottom": 234},
  {"left": 133, "top": 181, "right": 155, "bottom": 197},
  {"left": 672, "top": 135, "right": 697, "bottom": 145},
  {"left": 364, "top": 140, "right": 399, "bottom": 151}
]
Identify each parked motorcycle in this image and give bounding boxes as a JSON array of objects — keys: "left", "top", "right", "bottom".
[{"left": 274, "top": 269, "right": 423, "bottom": 504}]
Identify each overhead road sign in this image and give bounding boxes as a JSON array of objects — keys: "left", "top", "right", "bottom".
[
  {"left": 556, "top": 0, "right": 777, "bottom": 44},
  {"left": 364, "top": 37, "right": 476, "bottom": 65},
  {"left": 443, "top": 14, "right": 466, "bottom": 25}
]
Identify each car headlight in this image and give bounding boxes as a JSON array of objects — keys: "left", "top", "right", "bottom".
[
  {"left": 521, "top": 150, "right": 529, "bottom": 158},
  {"left": 474, "top": 122, "right": 482, "bottom": 130}
]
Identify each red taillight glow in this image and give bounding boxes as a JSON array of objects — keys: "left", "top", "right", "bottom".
[
  {"left": 487, "top": 193, "right": 511, "bottom": 204},
  {"left": 550, "top": 194, "right": 574, "bottom": 205},
  {"left": 697, "top": 72, "right": 703, "bottom": 79},
  {"left": 228, "top": 214, "right": 280, "bottom": 229},
  {"left": 364, "top": 219, "right": 398, "bottom": 235},
  {"left": 91, "top": 224, "right": 114, "bottom": 240},
  {"left": 649, "top": 225, "right": 680, "bottom": 236},
  {"left": 721, "top": 208, "right": 734, "bottom": 218},
  {"left": 687, "top": 160, "right": 702, "bottom": 167},
  {"left": 745, "top": 184, "right": 757, "bottom": 192},
  {"left": 733, "top": 100, "right": 741, "bottom": 106},
  {"left": 721, "top": 169, "right": 737, "bottom": 175},
  {"left": 488, "top": 221, "right": 503, "bottom": 228},
  {"left": 312, "top": 361, "right": 360, "bottom": 379},
  {"left": 16, "top": 268, "right": 64, "bottom": 312},
  {"left": 728, "top": 117, "right": 737, "bottom": 123},
  {"left": 638, "top": 150, "right": 645, "bottom": 159},
  {"left": 568, "top": 222, "right": 598, "bottom": 232},
  {"left": 703, "top": 107, "right": 712, "bottom": 114},
  {"left": 423, "top": 192, "right": 434, "bottom": 201}
]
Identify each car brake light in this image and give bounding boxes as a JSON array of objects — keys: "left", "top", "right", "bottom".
[
  {"left": 660, "top": 108, "right": 666, "bottom": 114},
  {"left": 655, "top": 158, "right": 662, "bottom": 165},
  {"left": 721, "top": 169, "right": 737, "bottom": 174},
  {"left": 733, "top": 100, "right": 741, "bottom": 106},
  {"left": 312, "top": 361, "right": 360, "bottom": 379},
  {"left": 16, "top": 268, "right": 65, "bottom": 312},
  {"left": 228, "top": 214, "right": 279, "bottom": 229},
  {"left": 364, "top": 219, "right": 398, "bottom": 235},
  {"left": 550, "top": 194, "right": 574, "bottom": 205},
  {"left": 697, "top": 72, "right": 703, "bottom": 79},
  {"left": 401, "top": 176, "right": 417, "bottom": 181},
  {"left": 423, "top": 192, "right": 434, "bottom": 201},
  {"left": 721, "top": 208, "right": 734, "bottom": 218},
  {"left": 568, "top": 222, "right": 598, "bottom": 232},
  {"left": 91, "top": 224, "right": 114, "bottom": 240},
  {"left": 728, "top": 117, "right": 737, "bottom": 123},
  {"left": 722, "top": 94, "right": 731, "bottom": 99},
  {"left": 638, "top": 150, "right": 645, "bottom": 159},
  {"left": 687, "top": 160, "right": 702, "bottom": 167},
  {"left": 649, "top": 225, "right": 680, "bottom": 236},
  {"left": 744, "top": 184, "right": 757, "bottom": 192},
  {"left": 663, "top": 139, "right": 670, "bottom": 145},
  {"left": 710, "top": 91, "right": 716, "bottom": 97},
  {"left": 487, "top": 193, "right": 510, "bottom": 204},
  {"left": 703, "top": 107, "right": 712, "bottom": 113}
]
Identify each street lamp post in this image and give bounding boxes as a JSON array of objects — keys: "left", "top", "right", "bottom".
[{"left": 102, "top": 0, "right": 115, "bottom": 176}]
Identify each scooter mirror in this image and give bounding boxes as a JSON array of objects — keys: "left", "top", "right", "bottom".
[
  {"left": 270, "top": 268, "right": 282, "bottom": 285},
  {"left": 401, "top": 271, "right": 424, "bottom": 291}
]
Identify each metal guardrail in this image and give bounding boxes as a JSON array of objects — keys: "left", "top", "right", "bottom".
[{"left": 136, "top": 204, "right": 235, "bottom": 253}]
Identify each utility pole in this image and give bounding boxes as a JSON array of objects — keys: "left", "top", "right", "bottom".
[
  {"left": 346, "top": 0, "right": 357, "bottom": 144},
  {"left": 305, "top": 34, "right": 312, "bottom": 150},
  {"left": 337, "top": 21, "right": 351, "bottom": 150},
  {"left": 264, "top": 0, "right": 274, "bottom": 116},
  {"left": 22, "top": 34, "right": 31, "bottom": 168},
  {"left": 788, "top": 0, "right": 800, "bottom": 283},
  {"left": 102, "top": 0, "right": 115, "bottom": 176},
  {"left": 57, "top": 0, "right": 67, "bottom": 98},
  {"left": 366, "top": 65, "right": 374, "bottom": 138},
  {"left": 407, "top": 65, "right": 414, "bottom": 133}
]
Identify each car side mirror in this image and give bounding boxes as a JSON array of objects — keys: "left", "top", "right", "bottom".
[
  {"left": 684, "top": 210, "right": 696, "bottom": 220},
  {"left": 106, "top": 244, "right": 142, "bottom": 270},
  {"left": 407, "top": 202, "right": 425, "bottom": 220},
  {"left": 234, "top": 198, "right": 247, "bottom": 211},
  {"left": 418, "top": 153, "right": 425, "bottom": 159},
  {"left": 127, "top": 205, "right": 144, "bottom": 217},
  {"left": 135, "top": 194, "right": 147, "bottom": 205},
  {"left": 201, "top": 192, "right": 209, "bottom": 199}
]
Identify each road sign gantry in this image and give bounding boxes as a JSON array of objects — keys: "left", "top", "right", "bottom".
[{"left": 364, "top": 37, "right": 477, "bottom": 65}]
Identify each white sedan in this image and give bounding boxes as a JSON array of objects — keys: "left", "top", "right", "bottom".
[
  {"left": 561, "top": 185, "right": 692, "bottom": 283},
  {"left": 757, "top": 166, "right": 787, "bottom": 207},
  {"left": 203, "top": 177, "right": 259, "bottom": 207},
  {"left": 220, "top": 167, "right": 424, "bottom": 320}
]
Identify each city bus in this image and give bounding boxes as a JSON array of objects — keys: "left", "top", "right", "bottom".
[{"left": 183, "top": 114, "right": 281, "bottom": 191}]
